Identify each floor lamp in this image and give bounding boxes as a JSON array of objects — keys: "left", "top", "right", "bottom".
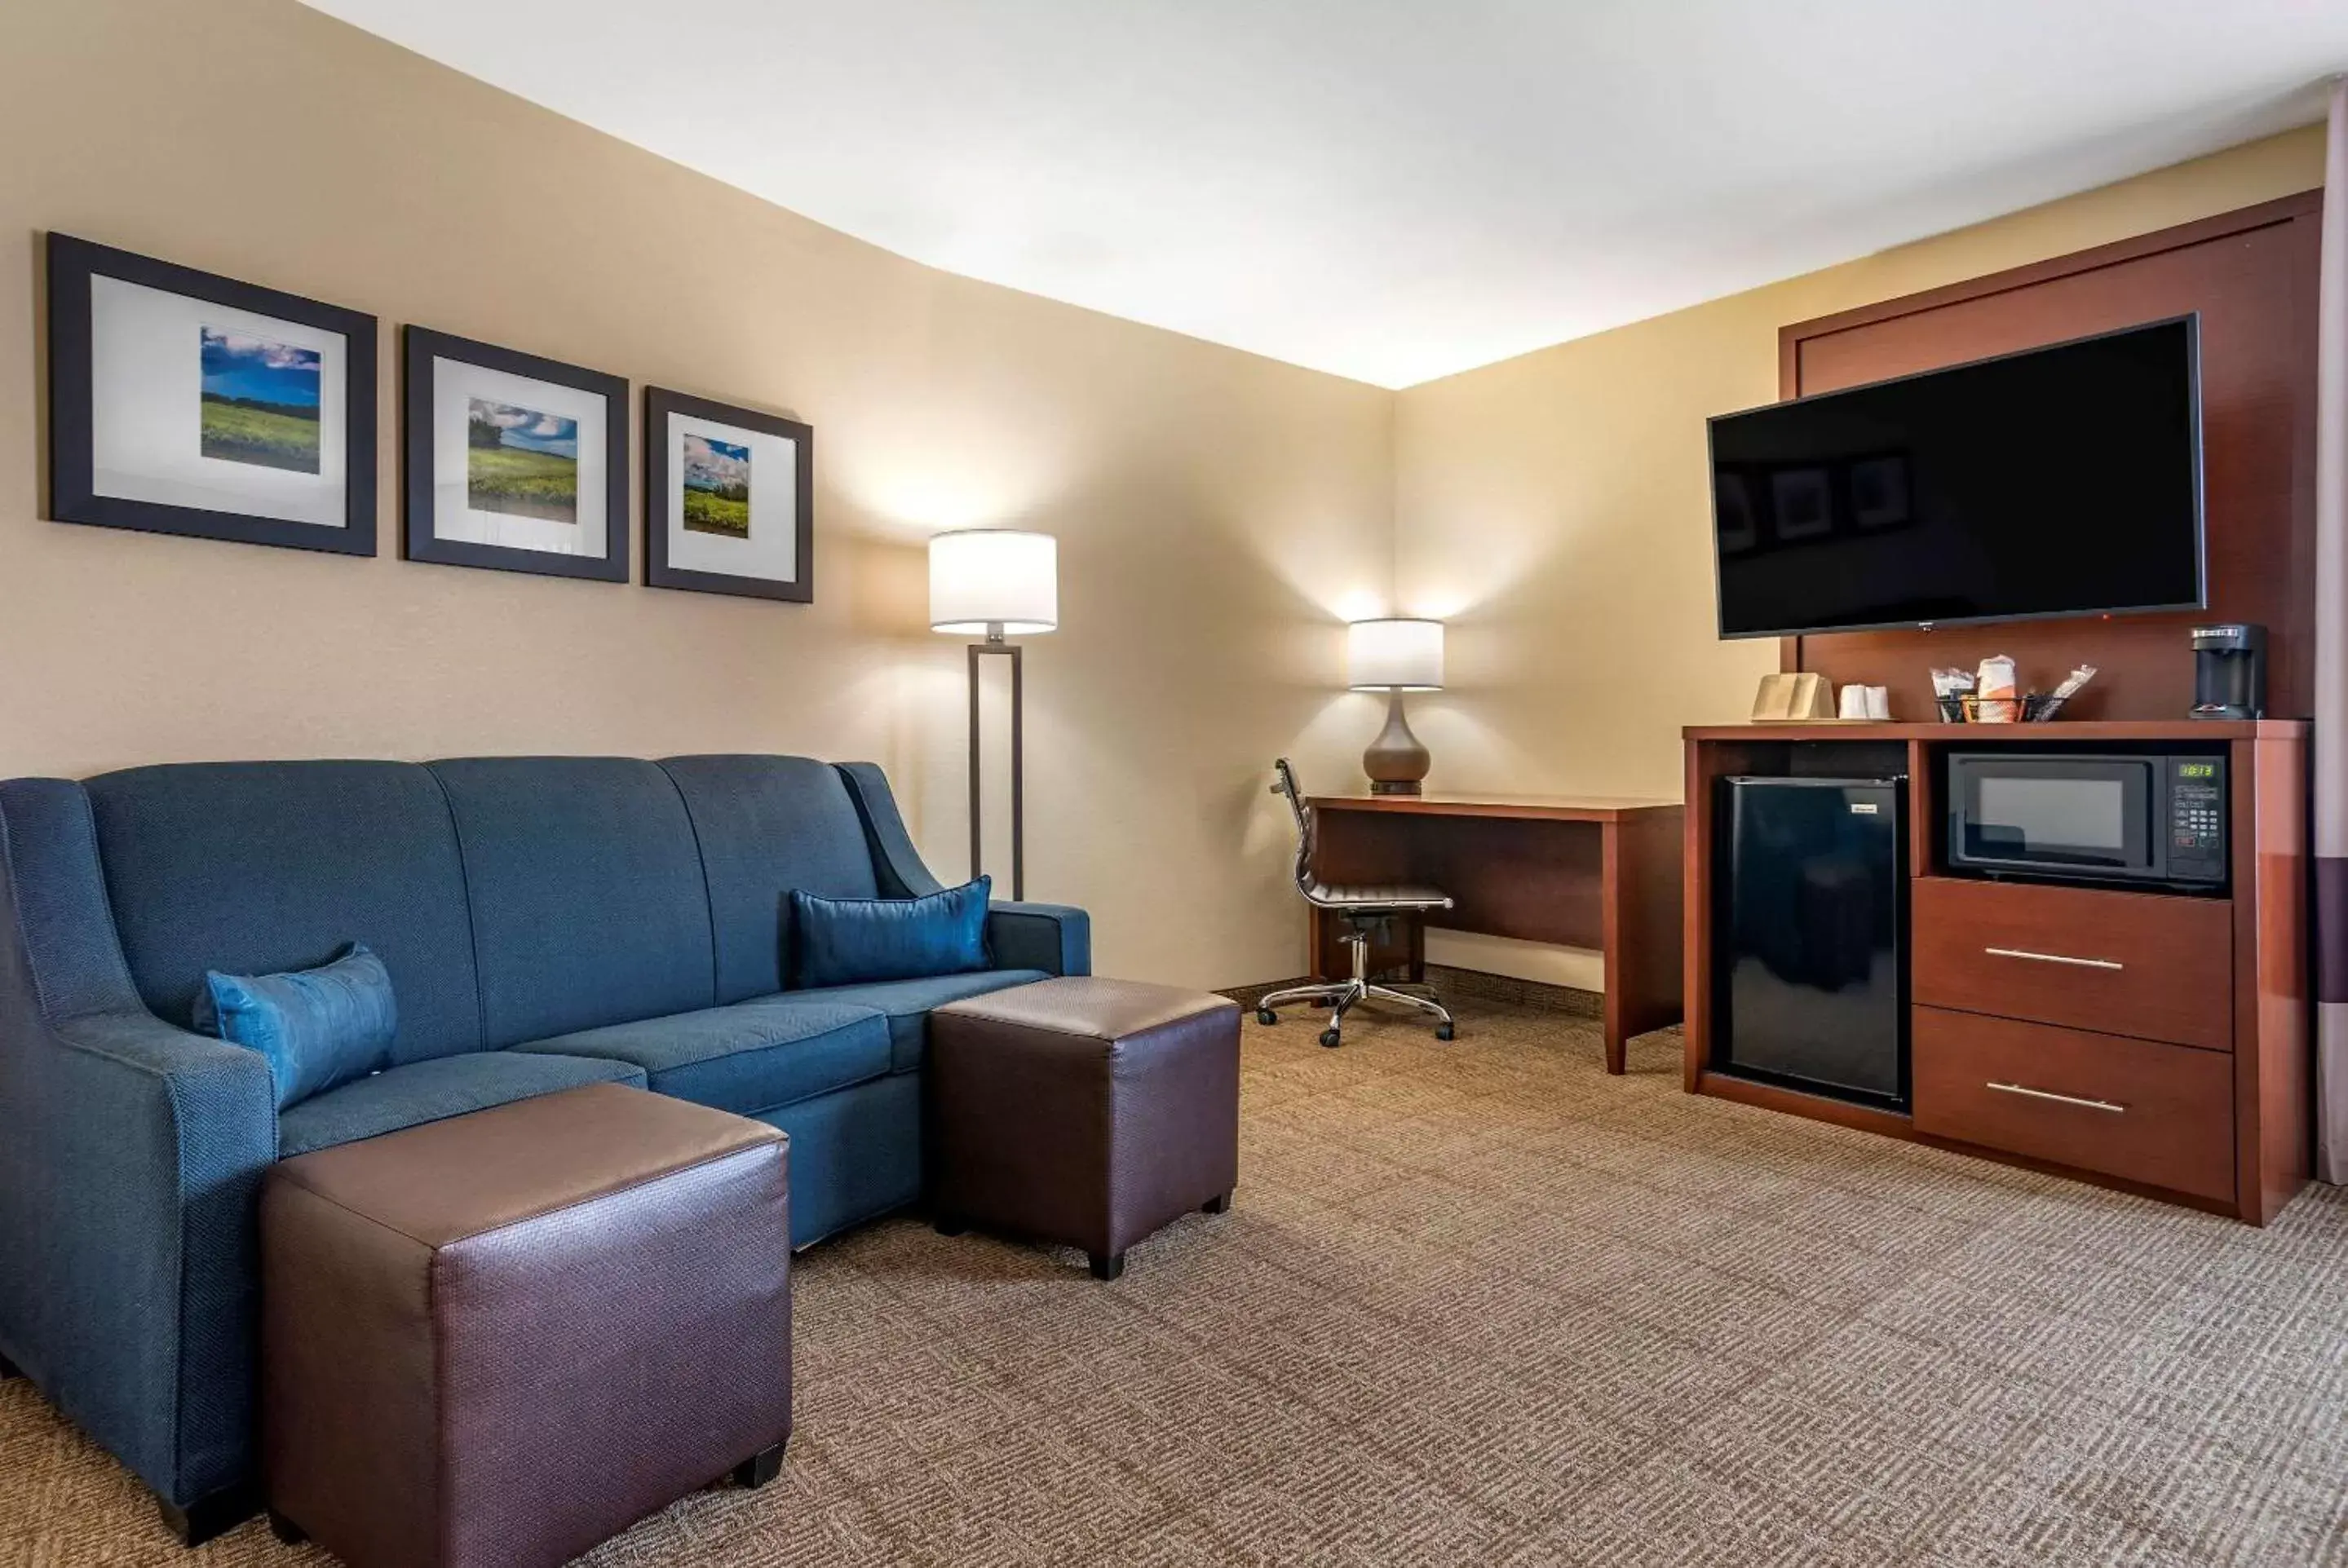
[{"left": 930, "top": 529, "right": 1058, "bottom": 899}]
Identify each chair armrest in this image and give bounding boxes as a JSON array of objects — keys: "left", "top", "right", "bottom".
[{"left": 987, "top": 902, "right": 1091, "bottom": 978}]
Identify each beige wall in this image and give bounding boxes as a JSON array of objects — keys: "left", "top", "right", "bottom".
[
  {"left": 1, "top": 1, "right": 2328, "bottom": 995},
  {"left": 1391, "top": 127, "right": 2326, "bottom": 986},
  {"left": 0, "top": 0, "right": 1396, "bottom": 989}
]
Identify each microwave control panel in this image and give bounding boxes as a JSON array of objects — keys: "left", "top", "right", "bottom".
[{"left": 2166, "top": 756, "right": 2226, "bottom": 881}]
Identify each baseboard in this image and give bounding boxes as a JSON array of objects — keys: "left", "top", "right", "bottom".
[
  {"left": 1426, "top": 965, "right": 1602, "bottom": 1019},
  {"left": 1218, "top": 965, "right": 1601, "bottom": 1019}
]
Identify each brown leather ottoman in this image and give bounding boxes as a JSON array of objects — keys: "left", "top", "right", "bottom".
[
  {"left": 259, "top": 1084, "right": 792, "bottom": 1568},
  {"left": 930, "top": 976, "right": 1240, "bottom": 1279}
]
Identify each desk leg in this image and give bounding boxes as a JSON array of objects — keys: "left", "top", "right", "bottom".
[
  {"left": 1601, "top": 822, "right": 1629, "bottom": 1075},
  {"left": 1601, "top": 813, "right": 1687, "bottom": 1076}
]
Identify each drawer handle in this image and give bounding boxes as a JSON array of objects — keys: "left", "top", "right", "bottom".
[
  {"left": 1983, "top": 946, "right": 2123, "bottom": 972},
  {"left": 1986, "top": 1080, "right": 2125, "bottom": 1114}
]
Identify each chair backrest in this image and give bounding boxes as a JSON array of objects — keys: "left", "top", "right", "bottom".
[{"left": 1271, "top": 757, "right": 1315, "bottom": 896}]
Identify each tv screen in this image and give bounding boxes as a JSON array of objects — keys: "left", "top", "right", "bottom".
[{"left": 1708, "top": 316, "right": 2204, "bottom": 639}]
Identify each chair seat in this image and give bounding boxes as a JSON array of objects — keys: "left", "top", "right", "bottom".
[
  {"left": 276, "top": 1051, "right": 648, "bottom": 1158},
  {"left": 1306, "top": 881, "right": 1454, "bottom": 912},
  {"left": 513, "top": 999, "right": 892, "bottom": 1117}
]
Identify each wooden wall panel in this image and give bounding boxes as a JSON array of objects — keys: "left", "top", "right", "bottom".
[{"left": 1779, "top": 193, "right": 2322, "bottom": 721}]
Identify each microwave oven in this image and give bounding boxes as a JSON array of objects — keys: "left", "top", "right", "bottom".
[{"left": 1944, "top": 750, "right": 2226, "bottom": 890}]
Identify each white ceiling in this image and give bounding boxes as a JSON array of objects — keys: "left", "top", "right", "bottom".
[{"left": 305, "top": 1, "right": 2346, "bottom": 389}]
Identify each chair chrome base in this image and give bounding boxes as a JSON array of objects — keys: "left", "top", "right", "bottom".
[{"left": 1255, "top": 929, "right": 1454, "bottom": 1048}]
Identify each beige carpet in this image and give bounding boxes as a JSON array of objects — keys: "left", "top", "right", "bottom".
[{"left": 6, "top": 996, "right": 2348, "bottom": 1566}]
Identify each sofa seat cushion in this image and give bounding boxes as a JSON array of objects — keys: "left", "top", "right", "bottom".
[
  {"left": 512, "top": 1000, "right": 891, "bottom": 1118},
  {"left": 778, "top": 970, "right": 1049, "bottom": 1074},
  {"left": 277, "top": 1052, "right": 646, "bottom": 1158}
]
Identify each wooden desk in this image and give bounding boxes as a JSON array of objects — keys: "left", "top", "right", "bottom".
[{"left": 1305, "top": 793, "right": 1686, "bottom": 1073}]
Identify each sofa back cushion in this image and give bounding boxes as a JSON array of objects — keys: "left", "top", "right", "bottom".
[
  {"left": 429, "top": 757, "right": 714, "bottom": 1046},
  {"left": 661, "top": 756, "right": 879, "bottom": 1003},
  {"left": 83, "top": 761, "right": 484, "bottom": 1062}
]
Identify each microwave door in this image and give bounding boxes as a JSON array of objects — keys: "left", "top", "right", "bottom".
[{"left": 1958, "top": 759, "right": 2154, "bottom": 874}]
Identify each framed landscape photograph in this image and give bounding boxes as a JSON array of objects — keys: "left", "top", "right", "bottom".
[
  {"left": 644, "top": 387, "right": 813, "bottom": 603},
  {"left": 46, "top": 233, "right": 377, "bottom": 554},
  {"left": 402, "top": 327, "right": 628, "bottom": 582}
]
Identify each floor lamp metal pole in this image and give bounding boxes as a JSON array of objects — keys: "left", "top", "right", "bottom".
[{"left": 966, "top": 625, "right": 1024, "bottom": 899}]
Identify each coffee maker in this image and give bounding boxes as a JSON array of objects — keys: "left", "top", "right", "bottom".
[{"left": 2191, "top": 624, "right": 2266, "bottom": 720}]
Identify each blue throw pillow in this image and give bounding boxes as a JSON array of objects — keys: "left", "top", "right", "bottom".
[
  {"left": 792, "top": 877, "right": 992, "bottom": 988},
  {"left": 194, "top": 943, "right": 398, "bottom": 1111}
]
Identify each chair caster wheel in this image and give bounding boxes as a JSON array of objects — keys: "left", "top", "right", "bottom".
[
  {"left": 1256, "top": 1008, "right": 1277, "bottom": 1026},
  {"left": 1319, "top": 1027, "right": 1342, "bottom": 1049},
  {"left": 1435, "top": 1023, "right": 1455, "bottom": 1042}
]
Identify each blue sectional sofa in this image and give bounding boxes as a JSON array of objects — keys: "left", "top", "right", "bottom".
[{"left": 0, "top": 754, "right": 1086, "bottom": 1534}]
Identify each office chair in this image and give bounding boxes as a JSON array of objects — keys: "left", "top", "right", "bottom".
[{"left": 1257, "top": 758, "right": 1457, "bottom": 1048}]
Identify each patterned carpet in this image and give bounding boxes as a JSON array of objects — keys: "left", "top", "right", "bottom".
[{"left": 6, "top": 995, "right": 2348, "bottom": 1566}]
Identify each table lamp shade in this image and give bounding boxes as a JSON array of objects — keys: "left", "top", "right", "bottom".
[
  {"left": 930, "top": 530, "right": 1059, "bottom": 635},
  {"left": 1346, "top": 618, "right": 1444, "bottom": 691}
]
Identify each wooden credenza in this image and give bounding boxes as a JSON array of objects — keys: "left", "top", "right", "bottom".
[{"left": 1683, "top": 720, "right": 2309, "bottom": 1225}]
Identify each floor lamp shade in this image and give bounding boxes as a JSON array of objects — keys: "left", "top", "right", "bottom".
[
  {"left": 931, "top": 529, "right": 1058, "bottom": 635},
  {"left": 931, "top": 529, "right": 1059, "bottom": 899},
  {"left": 1346, "top": 618, "right": 1443, "bottom": 795}
]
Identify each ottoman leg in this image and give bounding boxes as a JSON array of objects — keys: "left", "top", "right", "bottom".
[
  {"left": 733, "top": 1442, "right": 787, "bottom": 1489},
  {"left": 268, "top": 1510, "right": 308, "bottom": 1546},
  {"left": 0, "top": 1350, "right": 20, "bottom": 1379},
  {"left": 1089, "top": 1252, "right": 1125, "bottom": 1282},
  {"left": 1201, "top": 1191, "right": 1231, "bottom": 1215},
  {"left": 934, "top": 1213, "right": 968, "bottom": 1237}
]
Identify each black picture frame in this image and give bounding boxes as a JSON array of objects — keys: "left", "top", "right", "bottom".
[
  {"left": 643, "top": 386, "right": 815, "bottom": 603},
  {"left": 401, "top": 326, "right": 630, "bottom": 583},
  {"left": 46, "top": 232, "right": 378, "bottom": 555}
]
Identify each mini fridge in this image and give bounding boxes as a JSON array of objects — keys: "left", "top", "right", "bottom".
[{"left": 1715, "top": 776, "right": 1908, "bottom": 1108}]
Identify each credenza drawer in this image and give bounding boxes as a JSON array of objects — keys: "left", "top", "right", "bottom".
[
  {"left": 1912, "top": 1007, "right": 2235, "bottom": 1203},
  {"left": 1912, "top": 877, "right": 2231, "bottom": 1050}
]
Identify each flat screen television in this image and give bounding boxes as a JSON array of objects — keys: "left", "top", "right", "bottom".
[{"left": 1707, "top": 316, "right": 2204, "bottom": 639}]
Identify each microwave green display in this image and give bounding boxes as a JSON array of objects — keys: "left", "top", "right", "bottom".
[{"left": 2178, "top": 762, "right": 2217, "bottom": 778}]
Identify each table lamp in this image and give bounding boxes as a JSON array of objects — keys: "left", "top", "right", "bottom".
[
  {"left": 930, "top": 528, "right": 1058, "bottom": 898},
  {"left": 1347, "top": 617, "right": 1444, "bottom": 796}
]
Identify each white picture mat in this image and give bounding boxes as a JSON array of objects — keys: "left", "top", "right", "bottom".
[
  {"left": 88, "top": 275, "right": 348, "bottom": 528},
  {"left": 665, "top": 412, "right": 799, "bottom": 581},
  {"left": 429, "top": 356, "right": 608, "bottom": 558}
]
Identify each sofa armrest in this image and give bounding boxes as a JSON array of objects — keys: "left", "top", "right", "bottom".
[
  {"left": 988, "top": 902, "right": 1091, "bottom": 978},
  {"left": 834, "top": 762, "right": 945, "bottom": 898},
  {"left": 0, "top": 777, "right": 279, "bottom": 1509},
  {"left": 833, "top": 763, "right": 1091, "bottom": 975},
  {"left": 11, "top": 1009, "right": 276, "bottom": 1505}
]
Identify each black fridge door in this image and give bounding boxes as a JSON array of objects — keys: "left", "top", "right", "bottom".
[{"left": 1717, "top": 776, "right": 1908, "bottom": 1107}]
